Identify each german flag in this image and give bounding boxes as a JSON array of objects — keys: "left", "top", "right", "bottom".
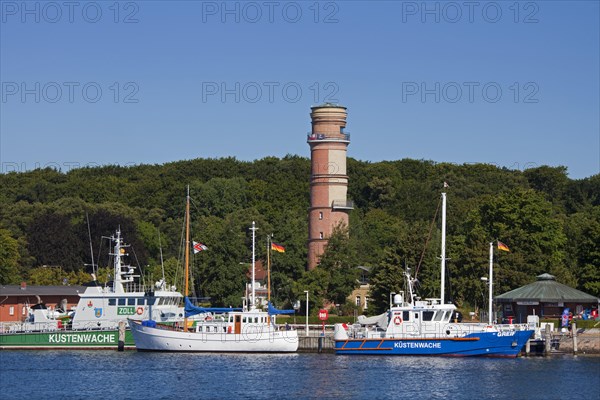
[
  {"left": 271, "top": 242, "right": 285, "bottom": 253},
  {"left": 497, "top": 241, "right": 510, "bottom": 252}
]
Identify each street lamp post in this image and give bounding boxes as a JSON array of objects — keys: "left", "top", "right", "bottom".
[
  {"left": 481, "top": 276, "right": 489, "bottom": 323},
  {"left": 304, "top": 290, "right": 309, "bottom": 336},
  {"left": 293, "top": 300, "right": 300, "bottom": 325}
]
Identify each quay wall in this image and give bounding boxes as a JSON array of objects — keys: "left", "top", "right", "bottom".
[
  {"left": 298, "top": 334, "right": 335, "bottom": 353},
  {"left": 552, "top": 329, "right": 600, "bottom": 354}
]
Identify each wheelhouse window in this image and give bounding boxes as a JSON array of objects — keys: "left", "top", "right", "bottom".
[
  {"left": 423, "top": 311, "right": 434, "bottom": 321},
  {"left": 137, "top": 298, "right": 145, "bottom": 305},
  {"left": 118, "top": 298, "right": 126, "bottom": 306},
  {"left": 403, "top": 311, "right": 410, "bottom": 321},
  {"left": 127, "top": 298, "right": 136, "bottom": 306},
  {"left": 109, "top": 299, "right": 116, "bottom": 306}
]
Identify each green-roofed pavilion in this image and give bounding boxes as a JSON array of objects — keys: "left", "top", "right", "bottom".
[{"left": 494, "top": 273, "right": 599, "bottom": 323}]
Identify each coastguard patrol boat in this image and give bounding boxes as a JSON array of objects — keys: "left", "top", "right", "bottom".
[
  {"left": 334, "top": 192, "right": 534, "bottom": 357},
  {"left": 1, "top": 230, "right": 192, "bottom": 349}
]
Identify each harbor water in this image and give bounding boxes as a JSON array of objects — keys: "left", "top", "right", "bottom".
[{"left": 0, "top": 351, "right": 598, "bottom": 400}]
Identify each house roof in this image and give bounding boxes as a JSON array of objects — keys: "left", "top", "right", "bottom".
[
  {"left": 0, "top": 285, "right": 86, "bottom": 297},
  {"left": 245, "top": 260, "right": 267, "bottom": 281},
  {"left": 495, "top": 273, "right": 600, "bottom": 303}
]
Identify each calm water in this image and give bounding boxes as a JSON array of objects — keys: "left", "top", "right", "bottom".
[{"left": 0, "top": 351, "right": 598, "bottom": 400}]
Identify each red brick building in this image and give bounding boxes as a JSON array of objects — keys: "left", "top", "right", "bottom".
[{"left": 0, "top": 283, "right": 85, "bottom": 322}]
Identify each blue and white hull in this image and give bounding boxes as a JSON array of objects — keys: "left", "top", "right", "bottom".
[{"left": 334, "top": 329, "right": 533, "bottom": 357}]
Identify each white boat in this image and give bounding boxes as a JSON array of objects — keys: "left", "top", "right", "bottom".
[
  {"left": 334, "top": 191, "right": 534, "bottom": 357},
  {"left": 1, "top": 230, "right": 198, "bottom": 349},
  {"left": 129, "top": 190, "right": 299, "bottom": 352},
  {"left": 69, "top": 229, "right": 192, "bottom": 330},
  {"left": 129, "top": 304, "right": 298, "bottom": 352}
]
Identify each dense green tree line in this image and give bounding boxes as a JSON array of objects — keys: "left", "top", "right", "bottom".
[{"left": 0, "top": 157, "right": 598, "bottom": 315}]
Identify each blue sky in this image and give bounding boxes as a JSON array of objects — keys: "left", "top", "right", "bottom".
[{"left": 1, "top": 1, "right": 598, "bottom": 178}]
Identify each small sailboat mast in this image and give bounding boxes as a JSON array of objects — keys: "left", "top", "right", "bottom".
[
  {"left": 267, "top": 235, "right": 272, "bottom": 324},
  {"left": 440, "top": 192, "right": 447, "bottom": 304},
  {"left": 267, "top": 235, "right": 272, "bottom": 305},
  {"left": 488, "top": 242, "right": 494, "bottom": 325},
  {"left": 184, "top": 186, "right": 190, "bottom": 332},
  {"left": 249, "top": 221, "right": 258, "bottom": 310}
]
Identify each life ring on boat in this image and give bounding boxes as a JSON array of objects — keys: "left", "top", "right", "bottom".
[
  {"left": 227, "top": 326, "right": 232, "bottom": 334},
  {"left": 136, "top": 307, "right": 143, "bottom": 315},
  {"left": 394, "top": 316, "right": 402, "bottom": 325}
]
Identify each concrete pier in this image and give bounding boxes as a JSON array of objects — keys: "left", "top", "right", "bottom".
[
  {"left": 525, "top": 328, "right": 600, "bottom": 356},
  {"left": 553, "top": 328, "right": 599, "bottom": 355},
  {"left": 298, "top": 334, "right": 335, "bottom": 353}
]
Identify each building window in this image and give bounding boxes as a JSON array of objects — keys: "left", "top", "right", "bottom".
[
  {"left": 319, "top": 232, "right": 324, "bottom": 239},
  {"left": 22, "top": 306, "right": 27, "bottom": 315},
  {"left": 355, "top": 296, "right": 361, "bottom": 307},
  {"left": 319, "top": 212, "right": 323, "bottom": 220},
  {"left": 364, "top": 297, "right": 369, "bottom": 310},
  {"left": 9, "top": 306, "right": 14, "bottom": 316}
]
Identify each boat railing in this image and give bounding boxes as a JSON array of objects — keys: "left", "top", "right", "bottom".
[
  {"left": 71, "top": 318, "right": 132, "bottom": 330},
  {"left": 345, "top": 320, "right": 534, "bottom": 340},
  {"left": 0, "top": 321, "right": 65, "bottom": 334},
  {"left": 122, "top": 282, "right": 153, "bottom": 293},
  {"left": 495, "top": 323, "right": 531, "bottom": 331}
]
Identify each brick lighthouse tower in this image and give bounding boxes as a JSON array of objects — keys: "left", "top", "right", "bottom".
[{"left": 307, "top": 103, "right": 353, "bottom": 270}]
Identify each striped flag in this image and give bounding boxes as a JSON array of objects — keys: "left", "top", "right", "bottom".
[
  {"left": 497, "top": 241, "right": 510, "bottom": 252},
  {"left": 271, "top": 242, "right": 285, "bottom": 253},
  {"left": 193, "top": 241, "right": 208, "bottom": 254}
]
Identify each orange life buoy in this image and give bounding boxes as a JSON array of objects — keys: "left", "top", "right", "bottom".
[
  {"left": 227, "top": 326, "right": 232, "bottom": 334},
  {"left": 136, "top": 307, "right": 143, "bottom": 315},
  {"left": 394, "top": 316, "right": 402, "bottom": 325}
]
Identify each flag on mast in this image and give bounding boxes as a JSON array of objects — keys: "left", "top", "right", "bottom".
[
  {"left": 497, "top": 241, "right": 510, "bottom": 252},
  {"left": 271, "top": 242, "right": 285, "bottom": 253},
  {"left": 193, "top": 241, "right": 208, "bottom": 254}
]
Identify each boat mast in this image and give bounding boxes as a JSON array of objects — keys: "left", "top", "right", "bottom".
[
  {"left": 440, "top": 192, "right": 447, "bottom": 304},
  {"left": 267, "top": 235, "right": 271, "bottom": 306},
  {"left": 488, "top": 242, "right": 494, "bottom": 325},
  {"left": 112, "top": 228, "right": 124, "bottom": 293},
  {"left": 85, "top": 213, "right": 96, "bottom": 277},
  {"left": 250, "top": 221, "right": 258, "bottom": 310},
  {"left": 184, "top": 186, "right": 190, "bottom": 331},
  {"left": 158, "top": 228, "right": 166, "bottom": 288}
]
